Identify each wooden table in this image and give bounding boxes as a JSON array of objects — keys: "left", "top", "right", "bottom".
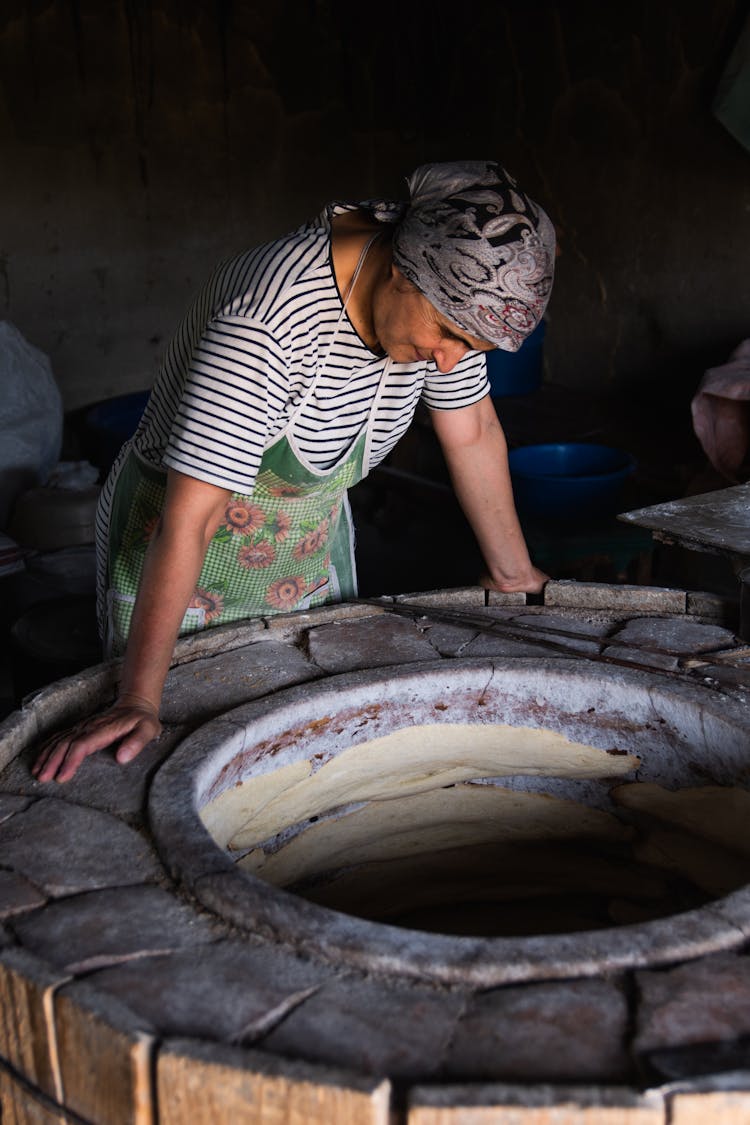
[
  {"left": 619, "top": 483, "right": 750, "bottom": 568},
  {"left": 619, "top": 482, "right": 750, "bottom": 636}
]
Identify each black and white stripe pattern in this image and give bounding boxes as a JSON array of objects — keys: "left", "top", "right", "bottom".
[{"left": 129, "top": 204, "right": 489, "bottom": 496}]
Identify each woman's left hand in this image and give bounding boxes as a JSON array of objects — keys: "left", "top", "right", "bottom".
[{"left": 32, "top": 697, "right": 162, "bottom": 784}]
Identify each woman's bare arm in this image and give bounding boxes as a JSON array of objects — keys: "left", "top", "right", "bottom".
[
  {"left": 33, "top": 469, "right": 232, "bottom": 782},
  {"left": 430, "top": 394, "right": 547, "bottom": 593}
]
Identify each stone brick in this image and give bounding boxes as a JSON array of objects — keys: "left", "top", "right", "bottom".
[
  {"left": 0, "top": 797, "right": 162, "bottom": 895},
  {"left": 0, "top": 869, "right": 45, "bottom": 919},
  {"left": 545, "top": 581, "right": 686, "bottom": 614},
  {"left": 261, "top": 972, "right": 465, "bottom": 1079},
  {"left": 610, "top": 617, "right": 737, "bottom": 655},
  {"left": 486, "top": 591, "right": 529, "bottom": 607},
  {"left": 396, "top": 587, "right": 490, "bottom": 608},
  {"left": 11, "top": 885, "right": 222, "bottom": 973},
  {"left": 306, "top": 614, "right": 437, "bottom": 673},
  {"left": 635, "top": 953, "right": 750, "bottom": 1054},
  {"left": 443, "top": 979, "right": 630, "bottom": 1082},
  {"left": 160, "top": 639, "right": 320, "bottom": 725},
  {"left": 156, "top": 1037, "right": 391, "bottom": 1125},
  {"left": 85, "top": 939, "right": 330, "bottom": 1043},
  {"left": 686, "top": 590, "right": 736, "bottom": 624},
  {"left": 408, "top": 1084, "right": 665, "bottom": 1124}
]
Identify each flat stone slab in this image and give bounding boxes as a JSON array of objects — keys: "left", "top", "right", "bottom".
[
  {"left": 419, "top": 620, "right": 480, "bottom": 657},
  {"left": 635, "top": 953, "right": 750, "bottom": 1053},
  {"left": 422, "top": 610, "right": 606, "bottom": 659},
  {"left": 506, "top": 613, "right": 603, "bottom": 655},
  {"left": 610, "top": 618, "right": 737, "bottom": 655},
  {"left": 160, "top": 641, "right": 320, "bottom": 725},
  {"left": 0, "top": 797, "right": 163, "bottom": 895},
  {"left": 546, "top": 581, "right": 687, "bottom": 614},
  {"left": 462, "top": 634, "right": 565, "bottom": 658},
  {"left": 261, "top": 973, "right": 466, "bottom": 1079},
  {"left": 0, "top": 722, "right": 187, "bottom": 818},
  {"left": 11, "top": 885, "right": 222, "bottom": 972},
  {"left": 0, "top": 870, "right": 46, "bottom": 919},
  {"left": 306, "top": 615, "right": 437, "bottom": 673},
  {"left": 442, "top": 978, "right": 630, "bottom": 1082},
  {"left": 602, "top": 645, "right": 680, "bottom": 672},
  {"left": 86, "top": 939, "right": 330, "bottom": 1043},
  {"left": 0, "top": 794, "right": 31, "bottom": 824}
]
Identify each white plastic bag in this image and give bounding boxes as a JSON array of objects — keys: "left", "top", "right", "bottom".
[{"left": 0, "top": 322, "right": 62, "bottom": 527}]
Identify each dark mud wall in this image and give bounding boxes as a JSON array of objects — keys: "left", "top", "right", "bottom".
[{"left": 1, "top": 1, "right": 747, "bottom": 415}]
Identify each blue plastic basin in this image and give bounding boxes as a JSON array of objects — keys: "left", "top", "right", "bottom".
[
  {"left": 508, "top": 442, "right": 636, "bottom": 522},
  {"left": 84, "top": 390, "right": 150, "bottom": 477}
]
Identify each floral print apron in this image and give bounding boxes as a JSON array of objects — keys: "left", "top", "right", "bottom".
[{"left": 104, "top": 425, "right": 366, "bottom": 656}]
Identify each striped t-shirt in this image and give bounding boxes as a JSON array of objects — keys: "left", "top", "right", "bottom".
[{"left": 130, "top": 202, "right": 490, "bottom": 496}]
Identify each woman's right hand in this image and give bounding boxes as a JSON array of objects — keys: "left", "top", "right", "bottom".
[{"left": 31, "top": 694, "right": 162, "bottom": 784}]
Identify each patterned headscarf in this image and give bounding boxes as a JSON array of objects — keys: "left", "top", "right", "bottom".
[{"left": 390, "top": 161, "right": 555, "bottom": 352}]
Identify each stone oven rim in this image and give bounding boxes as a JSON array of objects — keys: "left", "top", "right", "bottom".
[{"left": 147, "top": 656, "right": 750, "bottom": 988}]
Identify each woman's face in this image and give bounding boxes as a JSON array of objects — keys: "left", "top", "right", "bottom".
[{"left": 372, "top": 268, "right": 495, "bottom": 373}]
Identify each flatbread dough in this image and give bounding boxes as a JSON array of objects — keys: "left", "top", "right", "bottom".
[
  {"left": 207, "top": 722, "right": 638, "bottom": 852},
  {"left": 239, "top": 784, "right": 631, "bottom": 887}
]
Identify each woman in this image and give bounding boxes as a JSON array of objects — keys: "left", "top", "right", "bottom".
[{"left": 34, "top": 159, "right": 555, "bottom": 783}]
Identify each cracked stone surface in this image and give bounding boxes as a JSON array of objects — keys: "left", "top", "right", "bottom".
[
  {"left": 0, "top": 794, "right": 31, "bottom": 823},
  {"left": 85, "top": 940, "right": 331, "bottom": 1042},
  {"left": 461, "top": 633, "right": 563, "bottom": 658},
  {"left": 601, "top": 644, "right": 680, "bottom": 671},
  {"left": 11, "top": 885, "right": 223, "bottom": 972},
  {"left": 160, "top": 641, "right": 320, "bottom": 725},
  {"left": 0, "top": 797, "right": 163, "bottom": 894},
  {"left": 0, "top": 589, "right": 750, "bottom": 1116},
  {"left": 417, "top": 620, "right": 479, "bottom": 656},
  {"left": 261, "top": 973, "right": 467, "bottom": 1079},
  {"left": 635, "top": 953, "right": 750, "bottom": 1052},
  {"left": 442, "top": 978, "right": 630, "bottom": 1082},
  {"left": 305, "top": 614, "right": 437, "bottom": 672},
  {"left": 610, "top": 618, "right": 737, "bottom": 655},
  {"left": 0, "top": 871, "right": 46, "bottom": 919}
]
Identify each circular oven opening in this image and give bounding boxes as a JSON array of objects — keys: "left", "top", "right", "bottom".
[{"left": 149, "top": 658, "right": 750, "bottom": 985}]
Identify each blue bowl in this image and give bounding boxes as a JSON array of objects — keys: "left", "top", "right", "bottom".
[
  {"left": 508, "top": 442, "right": 636, "bottom": 522},
  {"left": 84, "top": 390, "right": 150, "bottom": 476}
]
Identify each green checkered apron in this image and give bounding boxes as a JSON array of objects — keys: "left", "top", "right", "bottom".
[{"left": 104, "top": 422, "right": 366, "bottom": 655}]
